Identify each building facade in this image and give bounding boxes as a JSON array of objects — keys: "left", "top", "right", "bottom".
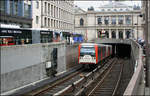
[
  {"left": 32, "top": 0, "right": 74, "bottom": 33},
  {"left": 0, "top": 0, "right": 32, "bottom": 28},
  {"left": 74, "top": 1, "right": 143, "bottom": 41},
  {"left": 141, "top": 0, "right": 150, "bottom": 43}
]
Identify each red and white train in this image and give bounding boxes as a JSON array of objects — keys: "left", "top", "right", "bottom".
[{"left": 78, "top": 43, "right": 112, "bottom": 68}]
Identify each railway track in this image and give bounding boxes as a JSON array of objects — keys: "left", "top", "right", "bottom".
[
  {"left": 25, "top": 68, "right": 84, "bottom": 96},
  {"left": 53, "top": 58, "right": 116, "bottom": 96},
  {"left": 86, "top": 59, "right": 126, "bottom": 96},
  {"left": 24, "top": 58, "right": 114, "bottom": 96}
]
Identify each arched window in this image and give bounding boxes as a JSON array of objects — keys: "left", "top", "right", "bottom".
[
  {"left": 80, "top": 18, "right": 84, "bottom": 26},
  {"left": 126, "top": 31, "right": 130, "bottom": 39},
  {"left": 112, "top": 31, "right": 116, "bottom": 38},
  {"left": 105, "top": 31, "right": 109, "bottom": 38},
  {"left": 98, "top": 31, "right": 101, "bottom": 38},
  {"left": 119, "top": 31, "right": 123, "bottom": 39}
]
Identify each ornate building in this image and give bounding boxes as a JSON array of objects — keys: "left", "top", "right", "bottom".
[
  {"left": 32, "top": 0, "right": 74, "bottom": 33},
  {"left": 74, "top": 1, "right": 143, "bottom": 41}
]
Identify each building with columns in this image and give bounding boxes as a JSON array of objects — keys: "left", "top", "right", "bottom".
[
  {"left": 32, "top": 0, "right": 74, "bottom": 33},
  {"left": 74, "top": 1, "right": 143, "bottom": 41},
  {"left": 0, "top": 0, "right": 32, "bottom": 28}
]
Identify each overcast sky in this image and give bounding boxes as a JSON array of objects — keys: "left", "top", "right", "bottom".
[{"left": 74, "top": 1, "right": 141, "bottom": 11}]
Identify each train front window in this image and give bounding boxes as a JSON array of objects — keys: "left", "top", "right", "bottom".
[{"left": 80, "top": 47, "right": 95, "bottom": 56}]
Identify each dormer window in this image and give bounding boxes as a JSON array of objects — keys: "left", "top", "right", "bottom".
[
  {"left": 120, "top": 9, "right": 123, "bottom": 11},
  {"left": 114, "top": 9, "right": 117, "bottom": 11},
  {"left": 101, "top": 9, "right": 105, "bottom": 11}
]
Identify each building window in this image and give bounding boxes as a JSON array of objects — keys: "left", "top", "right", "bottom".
[
  {"left": 54, "top": 20, "right": 55, "bottom": 27},
  {"left": 51, "top": 19, "right": 53, "bottom": 27},
  {"left": 0, "top": 0, "right": 5, "bottom": 12},
  {"left": 98, "top": 31, "right": 101, "bottom": 38},
  {"left": 14, "top": 1, "right": 18, "bottom": 15},
  {"left": 36, "top": 1, "right": 39, "bottom": 9},
  {"left": 114, "top": 9, "right": 117, "bottom": 11},
  {"left": 101, "top": 9, "right": 105, "bottom": 11},
  {"left": 126, "top": 30, "right": 130, "bottom": 39},
  {"left": 126, "top": 9, "right": 129, "bottom": 11},
  {"left": 51, "top": 5, "right": 53, "bottom": 17},
  {"left": 80, "top": 18, "right": 84, "bottom": 26},
  {"left": 120, "top": 9, "right": 123, "bottom": 11},
  {"left": 24, "top": 4, "right": 30, "bottom": 18},
  {"left": 97, "top": 17, "right": 102, "bottom": 25},
  {"left": 108, "top": 9, "right": 111, "bottom": 11},
  {"left": 54, "top": 6, "right": 56, "bottom": 18},
  {"left": 48, "top": 3, "right": 50, "bottom": 15},
  {"left": 10, "top": 1, "right": 13, "bottom": 15},
  {"left": 104, "top": 16, "right": 109, "bottom": 25},
  {"left": 112, "top": 31, "right": 116, "bottom": 38},
  {"left": 59, "top": 21, "right": 61, "bottom": 28},
  {"left": 105, "top": 31, "right": 109, "bottom": 38},
  {"left": 119, "top": 31, "right": 123, "bottom": 39},
  {"left": 126, "top": 15, "right": 131, "bottom": 25},
  {"left": 45, "top": 2, "right": 47, "bottom": 14},
  {"left": 36, "top": 16, "right": 38, "bottom": 24},
  {"left": 111, "top": 16, "right": 116, "bottom": 25},
  {"left": 45, "top": 17, "right": 47, "bottom": 27},
  {"left": 118, "top": 15, "right": 124, "bottom": 25},
  {"left": 48, "top": 18, "right": 50, "bottom": 27}
]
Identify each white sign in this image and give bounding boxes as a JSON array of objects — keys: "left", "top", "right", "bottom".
[{"left": 46, "top": 61, "right": 52, "bottom": 68}]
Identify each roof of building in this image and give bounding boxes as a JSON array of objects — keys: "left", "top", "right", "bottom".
[
  {"left": 75, "top": 1, "right": 141, "bottom": 14},
  {"left": 99, "top": 1, "right": 132, "bottom": 8},
  {"left": 96, "top": 1, "right": 134, "bottom": 12},
  {"left": 74, "top": 5, "right": 86, "bottom": 14}
]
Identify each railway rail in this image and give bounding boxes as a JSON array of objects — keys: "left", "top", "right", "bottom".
[
  {"left": 24, "top": 58, "right": 115, "bottom": 96},
  {"left": 87, "top": 59, "right": 125, "bottom": 96}
]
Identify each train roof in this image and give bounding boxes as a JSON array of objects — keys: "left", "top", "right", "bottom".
[
  {"left": 80, "top": 43, "right": 112, "bottom": 47},
  {"left": 80, "top": 43, "right": 104, "bottom": 46}
]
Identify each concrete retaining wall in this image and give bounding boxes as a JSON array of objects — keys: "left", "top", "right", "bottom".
[
  {"left": 124, "top": 40, "right": 144, "bottom": 95},
  {"left": 0, "top": 42, "right": 66, "bottom": 93},
  {"left": 66, "top": 44, "right": 79, "bottom": 69}
]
